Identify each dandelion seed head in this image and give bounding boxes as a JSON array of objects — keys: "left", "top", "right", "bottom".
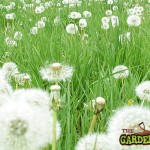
[
  {"left": 2, "top": 62, "right": 19, "bottom": 77},
  {"left": 105, "top": 10, "right": 112, "bottom": 16},
  {"left": 41, "top": 17, "right": 47, "bottom": 22},
  {"left": 0, "top": 101, "right": 56, "bottom": 150},
  {"left": 112, "top": 65, "right": 129, "bottom": 79},
  {"left": 76, "top": 133, "right": 113, "bottom": 150},
  {"left": 30, "top": 27, "right": 38, "bottom": 35},
  {"left": 83, "top": 11, "right": 92, "bottom": 18},
  {"left": 5, "top": 13, "right": 16, "bottom": 20},
  {"left": 127, "top": 15, "right": 141, "bottom": 26},
  {"left": 68, "top": 11, "right": 81, "bottom": 19},
  {"left": 135, "top": 81, "right": 150, "bottom": 101},
  {"left": 0, "top": 80, "right": 13, "bottom": 96},
  {"left": 113, "top": 6, "right": 118, "bottom": 11},
  {"left": 101, "top": 17, "right": 110, "bottom": 24},
  {"left": 35, "top": 6, "right": 45, "bottom": 14},
  {"left": 66, "top": 24, "right": 78, "bottom": 34},
  {"left": 5, "top": 37, "right": 17, "bottom": 47},
  {"left": 107, "top": 0, "right": 114, "bottom": 5},
  {"left": 0, "top": 95, "right": 10, "bottom": 107},
  {"left": 14, "top": 31, "right": 22, "bottom": 40},
  {"left": 36, "top": 20, "right": 45, "bottom": 28},
  {"left": 108, "top": 106, "right": 150, "bottom": 150},
  {"left": 54, "top": 17, "right": 60, "bottom": 25},
  {"left": 79, "top": 18, "right": 87, "bottom": 28},
  {"left": 12, "top": 88, "right": 50, "bottom": 110},
  {"left": 40, "top": 63, "right": 73, "bottom": 82},
  {"left": 9, "top": 118, "right": 28, "bottom": 136},
  {"left": 0, "top": 69, "right": 7, "bottom": 80}
]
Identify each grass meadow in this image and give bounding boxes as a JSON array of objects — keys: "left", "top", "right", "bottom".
[{"left": 0, "top": 0, "right": 150, "bottom": 150}]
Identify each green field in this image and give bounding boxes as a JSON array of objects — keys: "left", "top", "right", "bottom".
[{"left": 0, "top": 0, "right": 150, "bottom": 150}]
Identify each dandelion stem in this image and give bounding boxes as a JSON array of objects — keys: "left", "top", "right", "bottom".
[
  {"left": 67, "top": 81, "right": 71, "bottom": 149},
  {"left": 4, "top": 18, "right": 6, "bottom": 36},
  {"left": 88, "top": 114, "right": 98, "bottom": 133},
  {"left": 15, "top": 78, "right": 18, "bottom": 90},
  {"left": 24, "top": 80, "right": 30, "bottom": 88},
  {"left": 122, "top": 79, "right": 125, "bottom": 100},
  {"left": 140, "top": 99, "right": 145, "bottom": 108},
  {"left": 52, "top": 106, "right": 57, "bottom": 150},
  {"left": 50, "top": 85, "right": 61, "bottom": 150},
  {"left": 12, "top": 19, "right": 14, "bottom": 31}
]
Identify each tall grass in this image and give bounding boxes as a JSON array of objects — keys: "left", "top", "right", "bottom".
[{"left": 0, "top": 0, "right": 150, "bottom": 149}]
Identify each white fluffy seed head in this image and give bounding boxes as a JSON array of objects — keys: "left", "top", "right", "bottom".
[
  {"left": 0, "top": 101, "right": 58, "bottom": 150},
  {"left": 68, "top": 11, "right": 81, "bottom": 19},
  {"left": 101, "top": 17, "right": 110, "bottom": 24},
  {"left": 83, "top": 11, "right": 92, "bottom": 18},
  {"left": 75, "top": 133, "right": 114, "bottom": 150},
  {"left": 135, "top": 81, "right": 150, "bottom": 101},
  {"left": 12, "top": 88, "right": 51, "bottom": 110},
  {"left": 5, "top": 37, "right": 17, "bottom": 47},
  {"left": 36, "top": 20, "right": 45, "bottom": 28},
  {"left": 105, "top": 10, "right": 112, "bottom": 16},
  {"left": 30, "top": 27, "right": 38, "bottom": 35},
  {"left": 35, "top": 6, "right": 45, "bottom": 14},
  {"left": 0, "top": 95, "right": 10, "bottom": 107},
  {"left": 0, "top": 80, "right": 13, "bottom": 96},
  {"left": 14, "top": 31, "right": 22, "bottom": 40},
  {"left": 66, "top": 24, "right": 78, "bottom": 34},
  {"left": 107, "top": 106, "right": 150, "bottom": 150},
  {"left": 127, "top": 15, "right": 141, "bottom": 26},
  {"left": 0, "top": 69, "right": 7, "bottom": 80},
  {"left": 79, "top": 19, "right": 87, "bottom": 28},
  {"left": 112, "top": 65, "right": 129, "bottom": 79},
  {"left": 40, "top": 63, "right": 73, "bottom": 82},
  {"left": 2, "top": 62, "right": 19, "bottom": 77},
  {"left": 5, "top": 13, "right": 16, "bottom": 19}
]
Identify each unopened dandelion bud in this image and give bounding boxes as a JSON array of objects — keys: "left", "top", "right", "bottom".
[
  {"left": 91, "top": 97, "right": 106, "bottom": 113},
  {"left": 95, "top": 97, "right": 106, "bottom": 113},
  {"left": 50, "top": 85, "right": 61, "bottom": 150},
  {"left": 112, "top": 65, "right": 129, "bottom": 79},
  {"left": 50, "top": 85, "right": 61, "bottom": 109},
  {"left": 89, "top": 97, "right": 106, "bottom": 133},
  {"left": 23, "top": 75, "right": 30, "bottom": 81},
  {"left": 50, "top": 85, "right": 61, "bottom": 91}
]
